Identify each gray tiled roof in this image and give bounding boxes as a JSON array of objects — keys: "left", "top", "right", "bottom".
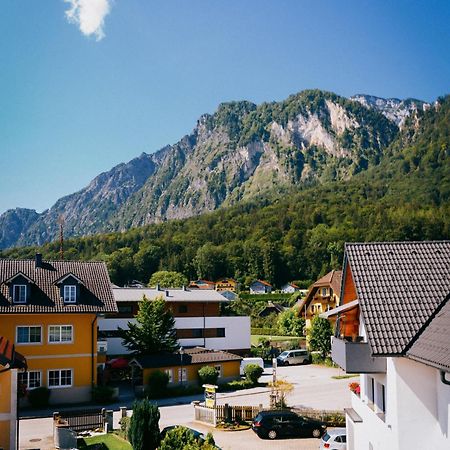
[
  {"left": 0, "top": 258, "right": 117, "bottom": 314},
  {"left": 113, "top": 287, "right": 229, "bottom": 303},
  {"left": 407, "top": 296, "right": 450, "bottom": 372},
  {"left": 345, "top": 241, "right": 450, "bottom": 356}
]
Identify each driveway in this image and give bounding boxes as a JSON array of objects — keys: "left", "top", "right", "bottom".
[{"left": 20, "top": 364, "right": 352, "bottom": 449}]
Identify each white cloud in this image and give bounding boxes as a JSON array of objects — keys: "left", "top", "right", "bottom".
[{"left": 65, "top": 0, "right": 112, "bottom": 41}]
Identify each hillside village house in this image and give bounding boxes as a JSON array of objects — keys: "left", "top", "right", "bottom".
[
  {"left": 130, "top": 347, "right": 242, "bottom": 386},
  {"left": 188, "top": 280, "right": 216, "bottom": 290},
  {"left": 322, "top": 241, "right": 450, "bottom": 450},
  {"left": 0, "top": 255, "right": 117, "bottom": 405},
  {"left": 215, "top": 278, "right": 239, "bottom": 293},
  {"left": 0, "top": 337, "right": 26, "bottom": 450},
  {"left": 281, "top": 282, "right": 301, "bottom": 294},
  {"left": 98, "top": 287, "right": 251, "bottom": 356},
  {"left": 297, "top": 269, "right": 342, "bottom": 328},
  {"left": 249, "top": 280, "right": 273, "bottom": 294}
]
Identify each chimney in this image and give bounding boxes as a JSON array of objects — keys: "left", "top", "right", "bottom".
[
  {"left": 155, "top": 284, "right": 160, "bottom": 291},
  {"left": 35, "top": 253, "right": 43, "bottom": 268},
  {"left": 165, "top": 290, "right": 170, "bottom": 297}
]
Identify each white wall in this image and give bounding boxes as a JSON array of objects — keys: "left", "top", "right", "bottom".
[
  {"left": 98, "top": 316, "right": 251, "bottom": 355},
  {"left": 349, "top": 357, "right": 450, "bottom": 450}
]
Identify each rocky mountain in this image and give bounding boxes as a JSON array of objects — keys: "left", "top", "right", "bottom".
[
  {"left": 350, "top": 94, "right": 428, "bottom": 127},
  {"left": 0, "top": 89, "right": 430, "bottom": 249}
]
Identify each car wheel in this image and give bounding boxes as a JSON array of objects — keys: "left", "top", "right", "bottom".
[
  {"left": 268, "top": 430, "right": 277, "bottom": 440},
  {"left": 312, "top": 428, "right": 321, "bottom": 438},
  {"left": 284, "top": 361, "right": 289, "bottom": 366}
]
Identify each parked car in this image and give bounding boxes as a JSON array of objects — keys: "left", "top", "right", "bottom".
[
  {"left": 240, "top": 357, "right": 265, "bottom": 375},
  {"left": 320, "top": 427, "right": 347, "bottom": 449},
  {"left": 276, "top": 349, "right": 311, "bottom": 366},
  {"left": 252, "top": 410, "right": 326, "bottom": 439}
]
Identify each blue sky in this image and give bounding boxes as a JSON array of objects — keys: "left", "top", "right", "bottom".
[{"left": 1, "top": 0, "right": 449, "bottom": 215}]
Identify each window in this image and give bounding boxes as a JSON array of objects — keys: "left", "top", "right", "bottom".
[
  {"left": 178, "top": 305, "right": 188, "bottom": 313},
  {"left": 214, "top": 365, "right": 222, "bottom": 377},
  {"left": 63, "top": 285, "right": 77, "bottom": 303},
  {"left": 13, "top": 285, "right": 27, "bottom": 303},
  {"left": 192, "top": 329, "right": 204, "bottom": 338},
  {"left": 178, "top": 367, "right": 187, "bottom": 382},
  {"left": 118, "top": 305, "right": 133, "bottom": 314},
  {"left": 216, "top": 328, "right": 225, "bottom": 338},
  {"left": 48, "top": 325, "right": 73, "bottom": 343},
  {"left": 165, "top": 369, "right": 173, "bottom": 383},
  {"left": 18, "top": 371, "right": 41, "bottom": 389},
  {"left": 48, "top": 369, "right": 72, "bottom": 388},
  {"left": 321, "top": 288, "right": 327, "bottom": 296},
  {"left": 17, "top": 326, "right": 41, "bottom": 344}
]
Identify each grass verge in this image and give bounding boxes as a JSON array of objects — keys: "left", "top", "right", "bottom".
[{"left": 77, "top": 433, "right": 132, "bottom": 450}]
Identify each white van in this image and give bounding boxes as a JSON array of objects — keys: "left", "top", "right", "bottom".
[{"left": 240, "top": 357, "right": 265, "bottom": 376}]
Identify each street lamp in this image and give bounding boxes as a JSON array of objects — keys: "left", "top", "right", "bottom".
[{"left": 179, "top": 346, "right": 184, "bottom": 386}]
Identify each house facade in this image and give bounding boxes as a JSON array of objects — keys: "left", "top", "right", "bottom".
[
  {"left": 297, "top": 270, "right": 342, "bottom": 328},
  {"left": 281, "top": 282, "right": 300, "bottom": 294},
  {"left": 130, "top": 347, "right": 242, "bottom": 386},
  {"left": 249, "top": 280, "right": 272, "bottom": 294},
  {"left": 0, "top": 255, "right": 117, "bottom": 405},
  {"left": 323, "top": 241, "right": 450, "bottom": 450},
  {"left": 215, "top": 278, "right": 239, "bottom": 293},
  {"left": 0, "top": 337, "right": 26, "bottom": 450},
  {"left": 98, "top": 287, "right": 251, "bottom": 356}
]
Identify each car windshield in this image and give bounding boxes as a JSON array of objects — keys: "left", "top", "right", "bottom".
[
  {"left": 279, "top": 351, "right": 289, "bottom": 357},
  {"left": 322, "top": 432, "right": 331, "bottom": 442}
]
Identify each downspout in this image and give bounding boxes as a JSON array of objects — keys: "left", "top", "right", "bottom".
[
  {"left": 91, "top": 315, "right": 98, "bottom": 387},
  {"left": 203, "top": 303, "right": 206, "bottom": 348},
  {"left": 440, "top": 371, "right": 450, "bottom": 385}
]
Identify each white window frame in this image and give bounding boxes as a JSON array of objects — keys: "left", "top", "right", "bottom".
[
  {"left": 178, "top": 367, "right": 187, "bottom": 383},
  {"left": 47, "top": 369, "right": 73, "bottom": 389},
  {"left": 63, "top": 285, "right": 77, "bottom": 303},
  {"left": 48, "top": 325, "right": 73, "bottom": 344},
  {"left": 16, "top": 325, "right": 42, "bottom": 344},
  {"left": 214, "top": 364, "right": 222, "bottom": 378},
  {"left": 19, "top": 370, "right": 42, "bottom": 390},
  {"left": 164, "top": 369, "right": 173, "bottom": 383},
  {"left": 13, "top": 284, "right": 27, "bottom": 303}
]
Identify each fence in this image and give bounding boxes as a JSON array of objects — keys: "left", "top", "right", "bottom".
[
  {"left": 193, "top": 402, "right": 262, "bottom": 426},
  {"left": 194, "top": 403, "right": 217, "bottom": 426},
  {"left": 53, "top": 408, "right": 105, "bottom": 432}
]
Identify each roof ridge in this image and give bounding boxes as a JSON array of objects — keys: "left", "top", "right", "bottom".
[{"left": 345, "top": 240, "right": 450, "bottom": 246}]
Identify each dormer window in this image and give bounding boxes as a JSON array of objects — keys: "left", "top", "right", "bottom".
[
  {"left": 64, "top": 285, "right": 77, "bottom": 303},
  {"left": 13, "top": 285, "right": 27, "bottom": 303}
]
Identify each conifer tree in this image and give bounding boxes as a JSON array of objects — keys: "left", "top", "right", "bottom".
[{"left": 128, "top": 400, "right": 160, "bottom": 450}]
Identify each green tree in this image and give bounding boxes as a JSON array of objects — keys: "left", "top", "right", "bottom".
[
  {"left": 119, "top": 296, "right": 178, "bottom": 355},
  {"left": 308, "top": 315, "right": 333, "bottom": 358},
  {"left": 277, "top": 309, "right": 305, "bottom": 336},
  {"left": 244, "top": 364, "right": 264, "bottom": 384},
  {"left": 198, "top": 366, "right": 219, "bottom": 385},
  {"left": 128, "top": 400, "right": 160, "bottom": 450},
  {"left": 160, "top": 426, "right": 216, "bottom": 450},
  {"left": 195, "top": 243, "right": 227, "bottom": 280},
  {"left": 149, "top": 270, "right": 188, "bottom": 288}
]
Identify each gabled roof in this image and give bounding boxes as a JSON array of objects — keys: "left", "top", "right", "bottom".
[
  {"left": 131, "top": 347, "right": 242, "bottom": 369},
  {"left": 407, "top": 295, "right": 450, "bottom": 372},
  {"left": 0, "top": 259, "right": 117, "bottom": 314},
  {"left": 4, "top": 271, "right": 35, "bottom": 284},
  {"left": 251, "top": 280, "right": 272, "bottom": 287},
  {"left": 297, "top": 270, "right": 342, "bottom": 312},
  {"left": 54, "top": 272, "right": 84, "bottom": 285},
  {"left": 345, "top": 241, "right": 450, "bottom": 356}
]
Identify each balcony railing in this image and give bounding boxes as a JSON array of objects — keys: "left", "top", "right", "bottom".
[{"left": 331, "top": 336, "right": 386, "bottom": 373}]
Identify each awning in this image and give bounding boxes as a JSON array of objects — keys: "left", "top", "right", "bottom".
[
  {"left": 319, "top": 299, "right": 359, "bottom": 319},
  {"left": 0, "top": 336, "right": 27, "bottom": 370},
  {"left": 345, "top": 407, "right": 363, "bottom": 423}
]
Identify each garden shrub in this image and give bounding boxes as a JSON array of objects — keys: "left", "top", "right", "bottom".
[
  {"left": 244, "top": 364, "right": 264, "bottom": 384},
  {"left": 146, "top": 370, "right": 169, "bottom": 398},
  {"left": 128, "top": 400, "right": 160, "bottom": 450},
  {"left": 27, "top": 387, "right": 51, "bottom": 408},
  {"left": 118, "top": 416, "right": 130, "bottom": 439},
  {"left": 92, "top": 385, "right": 115, "bottom": 403},
  {"left": 198, "top": 366, "right": 219, "bottom": 385}
]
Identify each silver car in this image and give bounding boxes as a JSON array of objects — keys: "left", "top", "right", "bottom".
[
  {"left": 276, "top": 349, "right": 311, "bottom": 366},
  {"left": 320, "top": 427, "right": 347, "bottom": 450}
]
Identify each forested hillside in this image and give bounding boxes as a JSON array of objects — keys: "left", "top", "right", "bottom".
[{"left": 2, "top": 96, "right": 448, "bottom": 286}]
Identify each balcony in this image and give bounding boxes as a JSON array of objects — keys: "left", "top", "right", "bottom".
[{"left": 331, "top": 336, "right": 386, "bottom": 373}]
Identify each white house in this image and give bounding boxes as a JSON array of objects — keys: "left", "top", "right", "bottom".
[
  {"left": 322, "top": 241, "right": 450, "bottom": 450},
  {"left": 249, "top": 280, "right": 272, "bottom": 294},
  {"left": 98, "top": 286, "right": 250, "bottom": 356},
  {"left": 281, "top": 282, "right": 301, "bottom": 294}
]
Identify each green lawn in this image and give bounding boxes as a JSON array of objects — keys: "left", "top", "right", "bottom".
[
  {"left": 77, "top": 433, "right": 132, "bottom": 450},
  {"left": 251, "top": 334, "right": 304, "bottom": 346}
]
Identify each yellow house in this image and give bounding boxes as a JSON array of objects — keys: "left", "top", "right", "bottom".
[
  {"left": 130, "top": 347, "right": 242, "bottom": 386},
  {"left": 0, "top": 255, "right": 117, "bottom": 405},
  {"left": 0, "top": 336, "right": 27, "bottom": 450},
  {"left": 297, "top": 270, "right": 342, "bottom": 329},
  {"left": 215, "top": 278, "right": 239, "bottom": 293}
]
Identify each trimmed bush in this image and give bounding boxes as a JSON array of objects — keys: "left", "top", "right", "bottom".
[
  {"left": 92, "top": 385, "right": 115, "bottom": 403},
  {"left": 198, "top": 366, "right": 219, "bottom": 385},
  {"left": 128, "top": 400, "right": 160, "bottom": 450},
  {"left": 27, "top": 387, "right": 50, "bottom": 408},
  {"left": 244, "top": 364, "right": 264, "bottom": 384},
  {"left": 118, "top": 416, "right": 130, "bottom": 440},
  {"left": 146, "top": 370, "right": 169, "bottom": 398}
]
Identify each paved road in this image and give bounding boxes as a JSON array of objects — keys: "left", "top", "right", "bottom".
[{"left": 20, "top": 364, "right": 352, "bottom": 449}]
